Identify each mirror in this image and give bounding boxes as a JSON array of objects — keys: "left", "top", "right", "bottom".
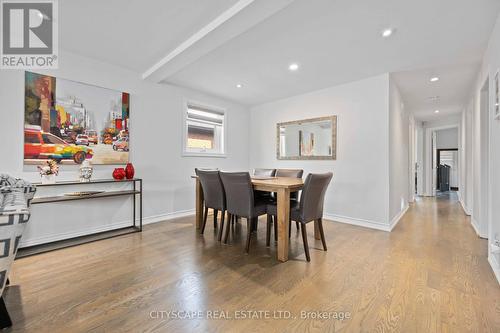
[{"left": 277, "top": 116, "right": 337, "bottom": 160}]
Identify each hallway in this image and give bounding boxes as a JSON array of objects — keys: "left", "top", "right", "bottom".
[
  {"left": 6, "top": 194, "right": 500, "bottom": 332},
  {"left": 391, "top": 192, "right": 500, "bottom": 332}
]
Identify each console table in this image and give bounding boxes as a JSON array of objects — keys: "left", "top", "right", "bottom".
[{"left": 17, "top": 178, "right": 142, "bottom": 257}]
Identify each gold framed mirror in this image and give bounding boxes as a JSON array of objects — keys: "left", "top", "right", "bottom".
[{"left": 276, "top": 116, "right": 337, "bottom": 160}]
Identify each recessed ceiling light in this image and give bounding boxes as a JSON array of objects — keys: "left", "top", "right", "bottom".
[
  {"left": 236, "top": 84, "right": 242, "bottom": 88},
  {"left": 434, "top": 110, "right": 440, "bottom": 113},
  {"left": 381, "top": 28, "right": 394, "bottom": 38},
  {"left": 430, "top": 77, "right": 439, "bottom": 82},
  {"left": 288, "top": 63, "right": 299, "bottom": 71}
]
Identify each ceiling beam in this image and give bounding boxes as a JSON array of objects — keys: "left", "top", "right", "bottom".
[{"left": 142, "top": 0, "right": 295, "bottom": 83}]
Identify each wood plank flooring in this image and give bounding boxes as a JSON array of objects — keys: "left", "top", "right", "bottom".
[{"left": 5, "top": 192, "right": 500, "bottom": 332}]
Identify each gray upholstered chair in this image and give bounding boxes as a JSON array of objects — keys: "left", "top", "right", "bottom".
[
  {"left": 275, "top": 169, "right": 304, "bottom": 200},
  {"left": 252, "top": 169, "right": 276, "bottom": 222},
  {"left": 219, "top": 172, "right": 270, "bottom": 253},
  {"left": 252, "top": 168, "right": 276, "bottom": 177},
  {"left": 267, "top": 169, "right": 304, "bottom": 242},
  {"left": 195, "top": 169, "right": 226, "bottom": 241},
  {"left": 0, "top": 175, "right": 36, "bottom": 329},
  {"left": 267, "top": 172, "right": 332, "bottom": 261}
]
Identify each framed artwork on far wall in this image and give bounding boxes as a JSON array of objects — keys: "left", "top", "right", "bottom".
[
  {"left": 495, "top": 70, "right": 499, "bottom": 119},
  {"left": 24, "top": 71, "right": 130, "bottom": 165}
]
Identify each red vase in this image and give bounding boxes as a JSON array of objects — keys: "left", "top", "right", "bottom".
[
  {"left": 125, "top": 163, "right": 135, "bottom": 179},
  {"left": 113, "top": 168, "right": 126, "bottom": 180}
]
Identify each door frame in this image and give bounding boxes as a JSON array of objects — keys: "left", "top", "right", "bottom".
[
  {"left": 436, "top": 148, "right": 459, "bottom": 191},
  {"left": 424, "top": 124, "right": 459, "bottom": 196}
]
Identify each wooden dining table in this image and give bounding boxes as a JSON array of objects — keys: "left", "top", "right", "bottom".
[{"left": 193, "top": 175, "right": 320, "bottom": 262}]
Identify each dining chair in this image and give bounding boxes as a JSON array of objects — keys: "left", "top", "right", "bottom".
[
  {"left": 267, "top": 172, "right": 333, "bottom": 261},
  {"left": 195, "top": 169, "right": 226, "bottom": 241},
  {"left": 267, "top": 169, "right": 304, "bottom": 243},
  {"left": 251, "top": 168, "right": 276, "bottom": 231},
  {"left": 253, "top": 168, "right": 276, "bottom": 177},
  {"left": 219, "top": 172, "right": 270, "bottom": 253}
]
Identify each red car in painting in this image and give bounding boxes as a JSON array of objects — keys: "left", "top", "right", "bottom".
[
  {"left": 112, "top": 137, "right": 129, "bottom": 151},
  {"left": 24, "top": 126, "right": 93, "bottom": 164}
]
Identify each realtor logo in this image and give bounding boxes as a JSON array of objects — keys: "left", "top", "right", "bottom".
[{"left": 1, "top": 0, "right": 58, "bottom": 69}]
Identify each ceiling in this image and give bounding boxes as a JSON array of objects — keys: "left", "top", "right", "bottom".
[
  {"left": 60, "top": 0, "right": 500, "bottom": 115},
  {"left": 60, "top": 0, "right": 241, "bottom": 72},
  {"left": 391, "top": 64, "right": 480, "bottom": 121}
]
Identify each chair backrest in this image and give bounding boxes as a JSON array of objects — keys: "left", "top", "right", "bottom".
[
  {"left": 298, "top": 173, "right": 333, "bottom": 222},
  {"left": 253, "top": 168, "right": 276, "bottom": 177},
  {"left": 275, "top": 169, "right": 303, "bottom": 200},
  {"left": 0, "top": 175, "right": 36, "bottom": 296},
  {"left": 219, "top": 172, "right": 254, "bottom": 217},
  {"left": 195, "top": 169, "right": 225, "bottom": 211},
  {"left": 275, "top": 169, "right": 303, "bottom": 178}
]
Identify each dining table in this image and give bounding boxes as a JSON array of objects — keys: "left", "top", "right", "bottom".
[{"left": 192, "top": 175, "right": 320, "bottom": 262}]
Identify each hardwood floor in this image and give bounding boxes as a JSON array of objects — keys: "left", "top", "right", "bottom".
[{"left": 5, "top": 193, "right": 500, "bottom": 332}]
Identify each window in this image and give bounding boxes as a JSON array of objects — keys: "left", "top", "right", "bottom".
[
  {"left": 183, "top": 103, "right": 225, "bottom": 156},
  {"left": 42, "top": 133, "right": 66, "bottom": 145},
  {"left": 25, "top": 132, "right": 40, "bottom": 144}
]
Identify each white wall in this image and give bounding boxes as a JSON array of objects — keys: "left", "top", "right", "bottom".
[
  {"left": 436, "top": 128, "right": 458, "bottom": 149},
  {"left": 459, "top": 101, "right": 473, "bottom": 214},
  {"left": 249, "top": 74, "right": 393, "bottom": 230},
  {"left": 0, "top": 50, "right": 250, "bottom": 246},
  {"left": 415, "top": 121, "right": 425, "bottom": 196},
  {"left": 463, "top": 12, "right": 500, "bottom": 283},
  {"left": 388, "top": 78, "right": 409, "bottom": 223}
]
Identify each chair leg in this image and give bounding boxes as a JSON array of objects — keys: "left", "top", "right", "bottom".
[
  {"left": 296, "top": 221, "right": 300, "bottom": 230},
  {"left": 317, "top": 218, "right": 327, "bottom": 251},
  {"left": 217, "top": 210, "right": 225, "bottom": 241},
  {"left": 201, "top": 206, "right": 209, "bottom": 234},
  {"left": 289, "top": 220, "right": 292, "bottom": 238},
  {"left": 0, "top": 297, "right": 12, "bottom": 329},
  {"left": 266, "top": 215, "right": 272, "bottom": 247},
  {"left": 223, "top": 213, "right": 231, "bottom": 244},
  {"left": 245, "top": 218, "right": 252, "bottom": 253},
  {"left": 301, "top": 223, "right": 311, "bottom": 262},
  {"left": 213, "top": 209, "right": 218, "bottom": 228}
]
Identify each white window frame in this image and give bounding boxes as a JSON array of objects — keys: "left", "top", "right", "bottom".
[{"left": 182, "top": 100, "right": 227, "bottom": 158}]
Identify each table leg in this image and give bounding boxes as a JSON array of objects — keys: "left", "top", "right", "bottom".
[
  {"left": 277, "top": 188, "right": 290, "bottom": 262},
  {"left": 314, "top": 220, "right": 320, "bottom": 240},
  {"left": 195, "top": 178, "right": 204, "bottom": 230}
]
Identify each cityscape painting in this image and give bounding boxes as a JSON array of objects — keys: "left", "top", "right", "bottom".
[{"left": 24, "top": 71, "right": 130, "bottom": 165}]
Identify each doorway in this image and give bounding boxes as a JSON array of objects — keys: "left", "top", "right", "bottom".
[
  {"left": 472, "top": 78, "right": 490, "bottom": 238},
  {"left": 436, "top": 148, "right": 458, "bottom": 192}
]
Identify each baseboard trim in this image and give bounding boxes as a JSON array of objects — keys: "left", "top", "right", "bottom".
[
  {"left": 323, "top": 213, "right": 391, "bottom": 232},
  {"left": 470, "top": 218, "right": 487, "bottom": 238},
  {"left": 143, "top": 209, "right": 195, "bottom": 225},
  {"left": 457, "top": 192, "right": 471, "bottom": 216},
  {"left": 471, "top": 217, "right": 480, "bottom": 236},
  {"left": 20, "top": 209, "right": 196, "bottom": 248},
  {"left": 20, "top": 220, "right": 132, "bottom": 247},
  {"left": 389, "top": 204, "right": 409, "bottom": 231},
  {"left": 470, "top": 217, "right": 488, "bottom": 238},
  {"left": 459, "top": 199, "right": 471, "bottom": 216},
  {"left": 488, "top": 255, "right": 500, "bottom": 286}
]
